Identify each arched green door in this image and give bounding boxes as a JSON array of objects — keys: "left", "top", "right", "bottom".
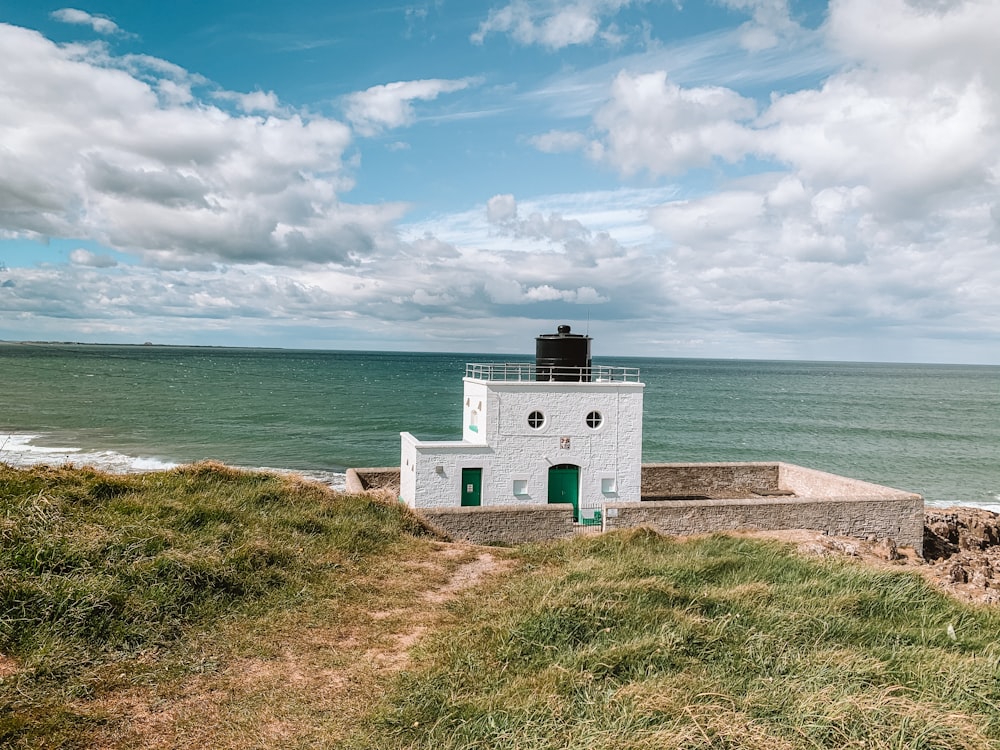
[{"left": 548, "top": 464, "right": 580, "bottom": 521}]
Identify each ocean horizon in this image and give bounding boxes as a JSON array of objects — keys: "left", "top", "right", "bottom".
[{"left": 2, "top": 341, "right": 998, "bottom": 512}]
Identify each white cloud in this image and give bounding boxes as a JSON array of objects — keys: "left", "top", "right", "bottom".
[
  {"left": 483, "top": 278, "right": 609, "bottom": 305},
  {"left": 578, "top": 1, "right": 1000, "bottom": 210},
  {"left": 4, "top": 2, "right": 1000, "bottom": 362},
  {"left": 716, "top": 0, "right": 801, "bottom": 51},
  {"left": 545, "top": 0, "right": 1000, "bottom": 357},
  {"left": 756, "top": 71, "right": 997, "bottom": 217},
  {"left": 214, "top": 89, "right": 283, "bottom": 114},
  {"left": 528, "top": 129, "right": 590, "bottom": 153},
  {"left": 50, "top": 8, "right": 125, "bottom": 36},
  {"left": 483, "top": 193, "right": 634, "bottom": 272},
  {"left": 486, "top": 194, "right": 518, "bottom": 224},
  {"left": 525, "top": 284, "right": 572, "bottom": 301},
  {"left": 487, "top": 193, "right": 589, "bottom": 242},
  {"left": 826, "top": 0, "right": 1000, "bottom": 86},
  {"left": 343, "top": 78, "right": 478, "bottom": 136},
  {"left": 0, "top": 23, "right": 406, "bottom": 268},
  {"left": 649, "top": 191, "right": 765, "bottom": 246},
  {"left": 590, "top": 70, "right": 756, "bottom": 176},
  {"left": 472, "top": 0, "right": 644, "bottom": 49},
  {"left": 70, "top": 248, "right": 117, "bottom": 267}
]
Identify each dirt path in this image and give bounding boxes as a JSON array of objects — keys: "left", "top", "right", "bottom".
[
  {"left": 81, "top": 541, "right": 515, "bottom": 749},
  {"left": 366, "top": 544, "right": 513, "bottom": 670}
]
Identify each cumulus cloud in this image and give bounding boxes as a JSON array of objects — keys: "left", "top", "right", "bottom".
[
  {"left": 412, "top": 271, "right": 609, "bottom": 309},
  {"left": 826, "top": 0, "right": 1000, "bottom": 86},
  {"left": 213, "top": 89, "right": 283, "bottom": 114},
  {"left": 472, "top": 0, "right": 644, "bottom": 49},
  {"left": 5, "top": 2, "right": 1000, "bottom": 361},
  {"left": 647, "top": 174, "right": 999, "bottom": 349},
  {"left": 485, "top": 193, "right": 631, "bottom": 268},
  {"left": 70, "top": 248, "right": 118, "bottom": 268},
  {"left": 756, "top": 72, "right": 996, "bottom": 218},
  {"left": 590, "top": 71, "right": 756, "bottom": 176},
  {"left": 345, "top": 190, "right": 660, "bottom": 327},
  {"left": 584, "top": 1, "right": 1000, "bottom": 196},
  {"left": 717, "top": 0, "right": 801, "bottom": 51},
  {"left": 580, "top": 3, "right": 1000, "bottom": 198},
  {"left": 343, "top": 78, "right": 478, "bottom": 136},
  {"left": 0, "top": 22, "right": 408, "bottom": 268},
  {"left": 556, "top": 0, "right": 1000, "bottom": 357},
  {"left": 50, "top": 8, "right": 125, "bottom": 36},
  {"left": 486, "top": 194, "right": 518, "bottom": 224}
]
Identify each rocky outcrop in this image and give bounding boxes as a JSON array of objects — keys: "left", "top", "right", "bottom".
[
  {"left": 925, "top": 507, "right": 1000, "bottom": 556},
  {"left": 923, "top": 507, "right": 1000, "bottom": 604}
]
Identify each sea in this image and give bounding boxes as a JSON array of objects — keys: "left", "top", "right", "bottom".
[{"left": 2, "top": 342, "right": 998, "bottom": 511}]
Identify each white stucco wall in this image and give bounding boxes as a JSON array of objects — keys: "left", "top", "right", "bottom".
[
  {"left": 401, "top": 376, "right": 644, "bottom": 514},
  {"left": 400, "top": 432, "right": 494, "bottom": 508}
]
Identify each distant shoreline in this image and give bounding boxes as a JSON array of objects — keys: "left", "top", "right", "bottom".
[{"left": 0, "top": 340, "right": 284, "bottom": 350}]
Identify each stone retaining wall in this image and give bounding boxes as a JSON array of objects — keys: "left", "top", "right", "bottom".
[
  {"left": 604, "top": 494, "right": 925, "bottom": 554},
  {"left": 417, "top": 503, "right": 577, "bottom": 545},
  {"left": 345, "top": 462, "right": 925, "bottom": 554}
]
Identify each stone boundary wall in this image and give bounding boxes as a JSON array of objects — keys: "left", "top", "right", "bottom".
[
  {"left": 642, "top": 462, "right": 780, "bottom": 498},
  {"left": 604, "top": 494, "right": 925, "bottom": 554},
  {"left": 345, "top": 467, "right": 400, "bottom": 494},
  {"left": 417, "top": 504, "right": 577, "bottom": 545},
  {"left": 347, "top": 463, "right": 910, "bottom": 501},
  {"left": 345, "top": 462, "right": 925, "bottom": 554}
]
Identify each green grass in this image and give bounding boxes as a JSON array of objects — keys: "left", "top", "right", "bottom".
[
  {"left": 0, "top": 462, "right": 427, "bottom": 748},
  {"left": 353, "top": 529, "right": 1000, "bottom": 750},
  {"left": 3, "top": 464, "right": 1000, "bottom": 749}
]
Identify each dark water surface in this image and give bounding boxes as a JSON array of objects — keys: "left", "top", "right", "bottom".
[{"left": 2, "top": 343, "right": 997, "bottom": 508}]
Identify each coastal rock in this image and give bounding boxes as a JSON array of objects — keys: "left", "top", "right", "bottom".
[
  {"left": 924, "top": 507, "right": 1000, "bottom": 558},
  {"left": 923, "top": 527, "right": 959, "bottom": 560},
  {"left": 922, "top": 507, "right": 1000, "bottom": 604},
  {"left": 754, "top": 509, "right": 1000, "bottom": 605},
  {"left": 873, "top": 537, "right": 900, "bottom": 561}
]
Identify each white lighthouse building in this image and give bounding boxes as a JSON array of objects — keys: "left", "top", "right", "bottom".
[{"left": 399, "top": 325, "right": 644, "bottom": 523}]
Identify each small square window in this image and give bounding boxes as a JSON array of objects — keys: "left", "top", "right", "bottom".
[
  {"left": 601, "top": 477, "right": 617, "bottom": 494},
  {"left": 513, "top": 479, "right": 528, "bottom": 495}
]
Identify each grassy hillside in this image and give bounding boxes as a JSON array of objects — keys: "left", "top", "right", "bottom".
[
  {"left": 2, "top": 463, "right": 999, "bottom": 749},
  {"left": 0, "top": 462, "right": 431, "bottom": 748},
  {"left": 355, "top": 530, "right": 1000, "bottom": 749}
]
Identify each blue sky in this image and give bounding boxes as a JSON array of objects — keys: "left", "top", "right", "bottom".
[{"left": 1, "top": 1, "right": 998, "bottom": 363}]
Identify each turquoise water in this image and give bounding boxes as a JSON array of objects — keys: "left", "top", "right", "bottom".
[{"left": 1, "top": 343, "right": 998, "bottom": 508}]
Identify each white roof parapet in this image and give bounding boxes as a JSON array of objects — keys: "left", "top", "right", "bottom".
[{"left": 465, "top": 362, "right": 641, "bottom": 383}]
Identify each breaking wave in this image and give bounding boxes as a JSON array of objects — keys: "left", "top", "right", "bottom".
[{"left": 0, "top": 432, "right": 346, "bottom": 491}]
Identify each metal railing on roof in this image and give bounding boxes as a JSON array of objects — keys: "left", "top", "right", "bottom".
[{"left": 465, "top": 362, "right": 641, "bottom": 383}]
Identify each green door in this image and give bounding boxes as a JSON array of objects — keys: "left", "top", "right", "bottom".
[
  {"left": 548, "top": 465, "right": 580, "bottom": 521},
  {"left": 461, "top": 468, "right": 482, "bottom": 507}
]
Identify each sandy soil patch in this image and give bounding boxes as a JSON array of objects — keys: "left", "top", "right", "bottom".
[{"left": 0, "top": 653, "right": 18, "bottom": 678}]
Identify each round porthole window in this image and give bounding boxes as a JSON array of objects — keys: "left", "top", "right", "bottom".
[
  {"left": 586, "top": 411, "right": 603, "bottom": 429},
  {"left": 527, "top": 410, "right": 545, "bottom": 429}
]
